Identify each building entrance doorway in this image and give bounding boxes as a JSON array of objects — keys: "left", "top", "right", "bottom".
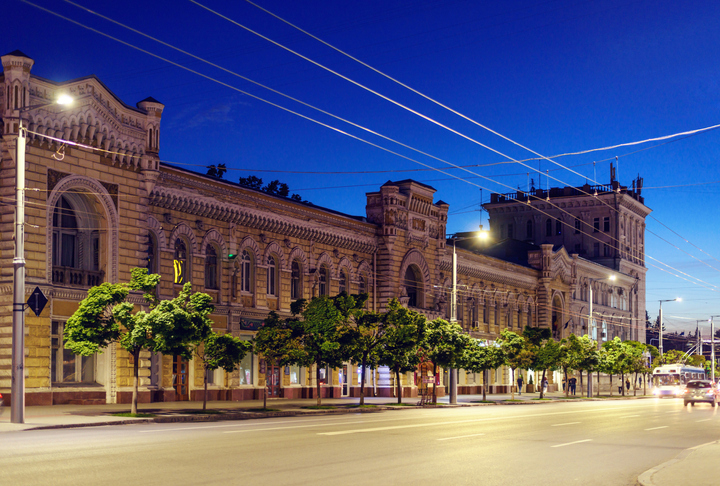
[
  {"left": 172, "top": 355, "right": 189, "bottom": 401},
  {"left": 340, "top": 364, "right": 349, "bottom": 397},
  {"left": 266, "top": 364, "right": 281, "bottom": 398}
]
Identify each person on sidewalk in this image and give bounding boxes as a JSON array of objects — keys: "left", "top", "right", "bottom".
[
  {"left": 625, "top": 378, "right": 630, "bottom": 392},
  {"left": 542, "top": 377, "right": 548, "bottom": 394},
  {"left": 517, "top": 373, "right": 524, "bottom": 395},
  {"left": 569, "top": 376, "right": 577, "bottom": 395}
]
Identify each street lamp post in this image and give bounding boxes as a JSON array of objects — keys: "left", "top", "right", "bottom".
[
  {"left": 658, "top": 298, "right": 681, "bottom": 363},
  {"left": 11, "top": 96, "right": 72, "bottom": 424},
  {"left": 587, "top": 275, "right": 615, "bottom": 397},
  {"left": 710, "top": 316, "right": 720, "bottom": 384},
  {"left": 448, "top": 230, "right": 488, "bottom": 404}
]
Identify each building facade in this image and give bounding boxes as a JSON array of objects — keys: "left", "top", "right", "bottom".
[{"left": 1, "top": 51, "right": 649, "bottom": 406}]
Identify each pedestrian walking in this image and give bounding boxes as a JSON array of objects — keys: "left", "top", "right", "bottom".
[
  {"left": 625, "top": 378, "right": 630, "bottom": 392},
  {"left": 542, "top": 377, "right": 548, "bottom": 394},
  {"left": 562, "top": 376, "right": 566, "bottom": 392},
  {"left": 517, "top": 373, "right": 524, "bottom": 395},
  {"left": 569, "top": 376, "right": 577, "bottom": 395}
]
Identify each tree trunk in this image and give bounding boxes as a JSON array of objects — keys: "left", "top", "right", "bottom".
[
  {"left": 633, "top": 372, "right": 638, "bottom": 396},
  {"left": 510, "top": 368, "right": 515, "bottom": 401},
  {"left": 202, "top": 366, "right": 209, "bottom": 411},
  {"left": 596, "top": 371, "right": 601, "bottom": 397},
  {"left": 316, "top": 363, "right": 322, "bottom": 406},
  {"left": 132, "top": 349, "right": 140, "bottom": 415},
  {"left": 539, "top": 369, "right": 547, "bottom": 399},
  {"left": 360, "top": 357, "right": 367, "bottom": 406},
  {"left": 643, "top": 373, "right": 647, "bottom": 396},
  {"left": 580, "top": 372, "right": 584, "bottom": 397},
  {"left": 621, "top": 372, "right": 625, "bottom": 396},
  {"left": 395, "top": 369, "right": 403, "bottom": 404},
  {"left": 609, "top": 374, "right": 613, "bottom": 397},
  {"left": 564, "top": 369, "right": 569, "bottom": 398},
  {"left": 483, "top": 369, "right": 488, "bottom": 402}
]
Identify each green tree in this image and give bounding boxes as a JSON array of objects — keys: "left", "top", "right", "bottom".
[
  {"left": 344, "top": 294, "right": 384, "bottom": 406},
  {"left": 254, "top": 311, "right": 304, "bottom": 409},
  {"left": 573, "top": 335, "right": 599, "bottom": 397},
  {"left": 522, "top": 326, "right": 554, "bottom": 398},
  {"left": 420, "top": 319, "right": 472, "bottom": 403},
  {"left": 377, "top": 301, "right": 427, "bottom": 404},
  {"left": 206, "top": 163, "right": 227, "bottom": 179},
  {"left": 497, "top": 330, "right": 533, "bottom": 400},
  {"left": 460, "top": 339, "right": 504, "bottom": 402},
  {"left": 65, "top": 269, "right": 214, "bottom": 414},
  {"left": 290, "top": 294, "right": 362, "bottom": 406},
  {"left": 600, "top": 337, "right": 624, "bottom": 396},
  {"left": 535, "top": 338, "right": 562, "bottom": 399},
  {"left": 663, "top": 349, "right": 686, "bottom": 365},
  {"left": 196, "top": 332, "right": 252, "bottom": 410}
]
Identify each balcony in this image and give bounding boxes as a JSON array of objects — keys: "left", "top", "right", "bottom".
[{"left": 52, "top": 266, "right": 105, "bottom": 288}]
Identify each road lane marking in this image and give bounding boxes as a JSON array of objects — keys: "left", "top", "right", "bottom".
[
  {"left": 645, "top": 426, "right": 668, "bottom": 431},
  {"left": 551, "top": 439, "right": 591, "bottom": 448},
  {"left": 696, "top": 419, "right": 712, "bottom": 423},
  {"left": 551, "top": 422, "right": 580, "bottom": 427},
  {"left": 437, "top": 433, "right": 485, "bottom": 441}
]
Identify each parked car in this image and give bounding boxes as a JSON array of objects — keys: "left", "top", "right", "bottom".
[{"left": 683, "top": 380, "right": 718, "bottom": 406}]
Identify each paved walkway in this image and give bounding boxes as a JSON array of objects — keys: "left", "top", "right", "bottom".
[{"left": 1, "top": 390, "right": 712, "bottom": 485}]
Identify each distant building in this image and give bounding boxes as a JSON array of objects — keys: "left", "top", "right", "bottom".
[{"left": 1, "top": 51, "right": 648, "bottom": 406}]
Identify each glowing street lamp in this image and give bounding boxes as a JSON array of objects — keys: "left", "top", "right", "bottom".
[{"left": 658, "top": 298, "right": 681, "bottom": 362}]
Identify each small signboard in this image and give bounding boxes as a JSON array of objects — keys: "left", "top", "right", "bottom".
[{"left": 27, "top": 286, "right": 48, "bottom": 317}]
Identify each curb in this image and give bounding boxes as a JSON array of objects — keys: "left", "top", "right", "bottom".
[
  {"left": 4, "top": 394, "right": 655, "bottom": 432},
  {"left": 636, "top": 441, "right": 719, "bottom": 486}
]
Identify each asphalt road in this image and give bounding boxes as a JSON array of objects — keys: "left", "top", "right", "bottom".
[{"left": 2, "top": 398, "right": 719, "bottom": 486}]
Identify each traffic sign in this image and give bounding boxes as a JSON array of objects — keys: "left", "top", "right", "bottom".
[{"left": 27, "top": 287, "right": 48, "bottom": 317}]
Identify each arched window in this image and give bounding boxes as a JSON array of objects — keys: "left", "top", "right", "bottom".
[
  {"left": 404, "top": 266, "right": 420, "bottom": 307},
  {"left": 267, "top": 255, "right": 277, "bottom": 296},
  {"left": 339, "top": 270, "right": 347, "bottom": 294},
  {"left": 174, "top": 239, "right": 187, "bottom": 285},
  {"left": 318, "top": 266, "right": 328, "bottom": 296},
  {"left": 358, "top": 274, "right": 367, "bottom": 295},
  {"left": 205, "top": 245, "right": 219, "bottom": 290},
  {"left": 526, "top": 220, "right": 533, "bottom": 239},
  {"left": 527, "top": 306, "right": 532, "bottom": 327},
  {"left": 545, "top": 219, "right": 552, "bottom": 237},
  {"left": 241, "top": 250, "right": 253, "bottom": 293},
  {"left": 291, "top": 260, "right": 302, "bottom": 300},
  {"left": 53, "top": 196, "right": 79, "bottom": 268},
  {"left": 556, "top": 220, "right": 562, "bottom": 236},
  {"left": 483, "top": 301, "right": 489, "bottom": 324},
  {"left": 146, "top": 232, "right": 157, "bottom": 274}
]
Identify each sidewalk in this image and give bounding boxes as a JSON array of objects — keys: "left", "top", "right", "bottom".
[{"left": 0, "top": 389, "right": 646, "bottom": 432}]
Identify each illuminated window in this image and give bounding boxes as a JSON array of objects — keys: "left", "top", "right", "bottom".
[
  {"left": 174, "top": 239, "right": 187, "bottom": 284},
  {"left": 51, "top": 321, "right": 95, "bottom": 384}
]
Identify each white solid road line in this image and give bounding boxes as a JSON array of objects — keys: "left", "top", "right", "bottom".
[
  {"left": 437, "top": 433, "right": 485, "bottom": 441},
  {"left": 551, "top": 422, "right": 580, "bottom": 426},
  {"left": 619, "top": 415, "right": 640, "bottom": 418},
  {"left": 551, "top": 439, "right": 592, "bottom": 448},
  {"left": 645, "top": 426, "right": 669, "bottom": 431}
]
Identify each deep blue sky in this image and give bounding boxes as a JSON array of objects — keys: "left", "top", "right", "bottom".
[{"left": 6, "top": 0, "right": 720, "bottom": 335}]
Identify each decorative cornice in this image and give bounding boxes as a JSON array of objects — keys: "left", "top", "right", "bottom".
[{"left": 150, "top": 185, "right": 378, "bottom": 254}]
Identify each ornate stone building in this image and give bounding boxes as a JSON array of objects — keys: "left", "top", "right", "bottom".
[{"left": 0, "top": 51, "right": 648, "bottom": 406}]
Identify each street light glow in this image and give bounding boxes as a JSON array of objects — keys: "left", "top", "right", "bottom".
[{"left": 56, "top": 94, "right": 73, "bottom": 105}]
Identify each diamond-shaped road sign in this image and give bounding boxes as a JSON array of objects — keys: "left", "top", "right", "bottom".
[{"left": 27, "top": 286, "right": 48, "bottom": 317}]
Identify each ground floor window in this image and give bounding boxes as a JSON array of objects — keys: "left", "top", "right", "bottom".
[
  {"left": 51, "top": 320, "right": 95, "bottom": 384},
  {"left": 289, "top": 365, "right": 301, "bottom": 385},
  {"left": 238, "top": 335, "right": 253, "bottom": 385}
]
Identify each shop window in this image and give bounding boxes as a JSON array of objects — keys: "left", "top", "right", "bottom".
[
  {"left": 238, "top": 336, "right": 253, "bottom": 384},
  {"left": 51, "top": 321, "right": 95, "bottom": 384}
]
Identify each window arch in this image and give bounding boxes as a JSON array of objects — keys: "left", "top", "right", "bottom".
[
  {"left": 404, "top": 266, "right": 421, "bottom": 308},
  {"left": 267, "top": 255, "right": 278, "bottom": 296},
  {"left": 241, "top": 250, "right": 254, "bottom": 293},
  {"left": 53, "top": 195, "right": 79, "bottom": 268},
  {"left": 205, "top": 245, "right": 219, "bottom": 290},
  {"left": 358, "top": 273, "right": 367, "bottom": 295}
]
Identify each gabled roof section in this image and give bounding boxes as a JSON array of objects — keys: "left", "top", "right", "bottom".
[{"left": 3, "top": 49, "right": 32, "bottom": 59}]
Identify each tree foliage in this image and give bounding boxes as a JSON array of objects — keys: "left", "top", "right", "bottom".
[
  {"left": 206, "top": 163, "right": 227, "bottom": 179},
  {"left": 196, "top": 332, "right": 252, "bottom": 410},
  {"left": 238, "top": 175, "right": 307, "bottom": 202},
  {"left": 420, "top": 319, "right": 472, "bottom": 403},
  {"left": 460, "top": 339, "right": 504, "bottom": 401}
]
